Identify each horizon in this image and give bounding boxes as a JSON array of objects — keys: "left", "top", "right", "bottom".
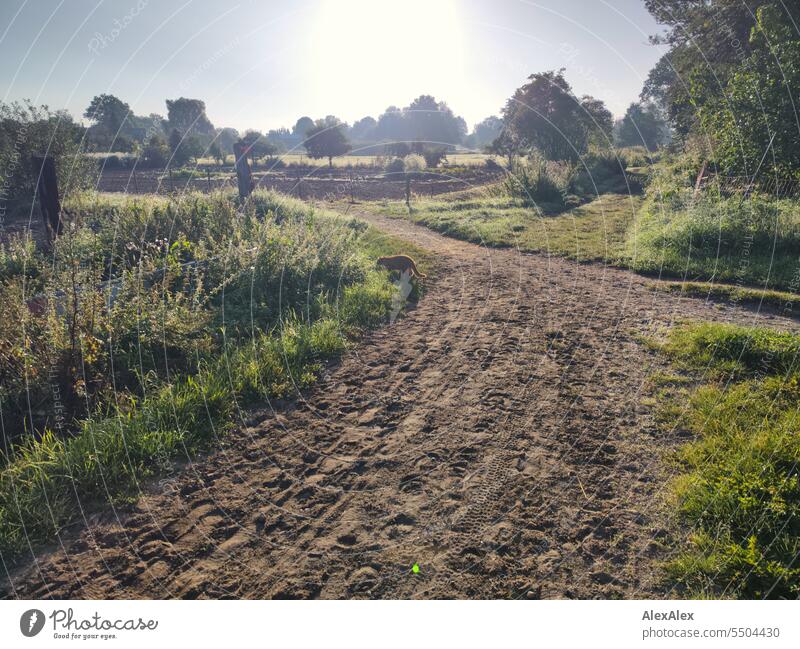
[{"left": 1, "top": 0, "right": 666, "bottom": 134}]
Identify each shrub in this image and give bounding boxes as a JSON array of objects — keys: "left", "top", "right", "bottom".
[
  {"left": 422, "top": 147, "right": 447, "bottom": 168},
  {"left": 403, "top": 154, "right": 427, "bottom": 175},
  {"left": 504, "top": 155, "right": 567, "bottom": 208},
  {"left": 384, "top": 157, "right": 405, "bottom": 175}
]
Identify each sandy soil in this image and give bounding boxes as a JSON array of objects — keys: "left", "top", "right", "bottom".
[{"left": 2, "top": 207, "right": 797, "bottom": 599}]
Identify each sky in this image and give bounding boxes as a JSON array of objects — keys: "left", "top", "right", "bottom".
[{"left": 0, "top": 0, "right": 667, "bottom": 133}]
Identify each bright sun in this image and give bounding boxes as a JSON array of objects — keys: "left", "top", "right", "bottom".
[{"left": 307, "top": 0, "right": 465, "bottom": 121}]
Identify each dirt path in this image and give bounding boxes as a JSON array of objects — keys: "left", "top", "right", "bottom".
[{"left": 2, "top": 208, "right": 797, "bottom": 599}]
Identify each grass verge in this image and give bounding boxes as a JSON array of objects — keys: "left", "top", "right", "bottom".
[
  {"left": 650, "top": 281, "right": 800, "bottom": 315},
  {"left": 655, "top": 321, "right": 800, "bottom": 598}
]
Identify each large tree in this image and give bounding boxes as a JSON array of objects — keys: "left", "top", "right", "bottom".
[
  {"left": 615, "top": 102, "right": 668, "bottom": 151},
  {"left": 84, "top": 94, "right": 130, "bottom": 133},
  {"left": 165, "top": 97, "right": 215, "bottom": 140},
  {"left": 304, "top": 117, "right": 351, "bottom": 167},
  {"left": 241, "top": 130, "right": 277, "bottom": 165},
  {"left": 500, "top": 70, "right": 612, "bottom": 162},
  {"left": 403, "top": 95, "right": 466, "bottom": 145}
]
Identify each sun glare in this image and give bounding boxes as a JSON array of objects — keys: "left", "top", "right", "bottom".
[{"left": 308, "top": 0, "right": 465, "bottom": 120}]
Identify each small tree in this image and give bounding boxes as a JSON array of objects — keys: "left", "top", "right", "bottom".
[
  {"left": 168, "top": 129, "right": 201, "bottom": 166},
  {"left": 208, "top": 141, "right": 224, "bottom": 165},
  {"left": 304, "top": 117, "right": 351, "bottom": 167},
  {"left": 142, "top": 133, "right": 168, "bottom": 167}
]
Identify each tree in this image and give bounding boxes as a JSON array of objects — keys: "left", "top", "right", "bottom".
[
  {"left": 615, "top": 102, "right": 668, "bottom": 151},
  {"left": 209, "top": 141, "right": 224, "bottom": 165},
  {"left": 304, "top": 117, "right": 351, "bottom": 167},
  {"left": 293, "top": 116, "right": 314, "bottom": 138},
  {"left": 466, "top": 116, "right": 503, "bottom": 150},
  {"left": 165, "top": 97, "right": 215, "bottom": 141},
  {"left": 501, "top": 70, "right": 612, "bottom": 162},
  {"left": 215, "top": 127, "right": 239, "bottom": 155},
  {"left": 241, "top": 130, "right": 277, "bottom": 165},
  {"left": 350, "top": 116, "right": 377, "bottom": 141},
  {"left": 640, "top": 1, "right": 799, "bottom": 137},
  {"left": 696, "top": 5, "right": 800, "bottom": 176},
  {"left": 403, "top": 95, "right": 466, "bottom": 145},
  {"left": 374, "top": 97, "right": 466, "bottom": 146},
  {"left": 168, "top": 128, "right": 202, "bottom": 166},
  {"left": 84, "top": 94, "right": 130, "bottom": 133},
  {"left": 142, "top": 133, "right": 168, "bottom": 167},
  {"left": 490, "top": 128, "right": 522, "bottom": 168}
]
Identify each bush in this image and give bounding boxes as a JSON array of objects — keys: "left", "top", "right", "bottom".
[
  {"left": 504, "top": 155, "right": 567, "bottom": 208},
  {"left": 403, "top": 154, "right": 427, "bottom": 175},
  {"left": 384, "top": 157, "right": 405, "bottom": 174},
  {"left": 0, "top": 100, "right": 97, "bottom": 202},
  {"left": 422, "top": 147, "right": 447, "bottom": 168}
]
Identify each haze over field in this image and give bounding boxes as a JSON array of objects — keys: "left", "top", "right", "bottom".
[{"left": 1, "top": 0, "right": 664, "bottom": 131}]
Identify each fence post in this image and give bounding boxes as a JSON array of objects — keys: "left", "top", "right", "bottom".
[
  {"left": 233, "top": 141, "right": 253, "bottom": 200},
  {"left": 31, "top": 155, "right": 62, "bottom": 239},
  {"left": 206, "top": 168, "right": 212, "bottom": 193}
]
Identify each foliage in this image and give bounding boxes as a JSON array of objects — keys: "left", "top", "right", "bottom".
[
  {"left": 504, "top": 155, "right": 570, "bottom": 209},
  {"left": 403, "top": 154, "right": 427, "bottom": 175},
  {"left": 165, "top": 97, "right": 215, "bottom": 142},
  {"left": 628, "top": 165, "right": 800, "bottom": 290},
  {"left": 304, "top": 117, "right": 352, "bottom": 166},
  {"left": 374, "top": 95, "right": 467, "bottom": 146},
  {"left": 499, "top": 70, "right": 613, "bottom": 163},
  {"left": 0, "top": 100, "right": 96, "bottom": 203},
  {"left": 615, "top": 102, "right": 669, "bottom": 151},
  {"left": 642, "top": 0, "right": 799, "bottom": 148},
  {"left": 465, "top": 116, "right": 503, "bottom": 150},
  {"left": 696, "top": 6, "right": 800, "bottom": 177}
]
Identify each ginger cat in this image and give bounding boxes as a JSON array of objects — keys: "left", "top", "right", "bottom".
[{"left": 376, "top": 255, "right": 426, "bottom": 279}]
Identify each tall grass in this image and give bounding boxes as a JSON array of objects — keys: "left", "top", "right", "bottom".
[
  {"left": 659, "top": 322, "right": 800, "bottom": 598},
  {"left": 0, "top": 189, "right": 421, "bottom": 556},
  {"left": 629, "top": 162, "right": 800, "bottom": 291}
]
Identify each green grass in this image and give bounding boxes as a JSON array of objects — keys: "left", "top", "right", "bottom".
[
  {"left": 651, "top": 281, "right": 800, "bottom": 314},
  {"left": 360, "top": 192, "right": 640, "bottom": 263},
  {"left": 656, "top": 322, "right": 800, "bottom": 598},
  {"left": 0, "top": 189, "right": 429, "bottom": 557},
  {"left": 628, "top": 159, "right": 800, "bottom": 292}
]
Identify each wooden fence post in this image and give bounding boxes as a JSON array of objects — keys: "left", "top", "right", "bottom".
[
  {"left": 31, "top": 155, "right": 62, "bottom": 239},
  {"left": 233, "top": 141, "right": 253, "bottom": 200}
]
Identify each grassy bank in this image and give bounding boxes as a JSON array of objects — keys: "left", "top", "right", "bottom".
[
  {"left": 628, "top": 160, "right": 800, "bottom": 292},
  {"left": 650, "top": 281, "right": 800, "bottom": 314},
  {"left": 360, "top": 192, "right": 639, "bottom": 264},
  {"left": 0, "top": 190, "right": 428, "bottom": 557},
  {"left": 655, "top": 322, "right": 800, "bottom": 598}
]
